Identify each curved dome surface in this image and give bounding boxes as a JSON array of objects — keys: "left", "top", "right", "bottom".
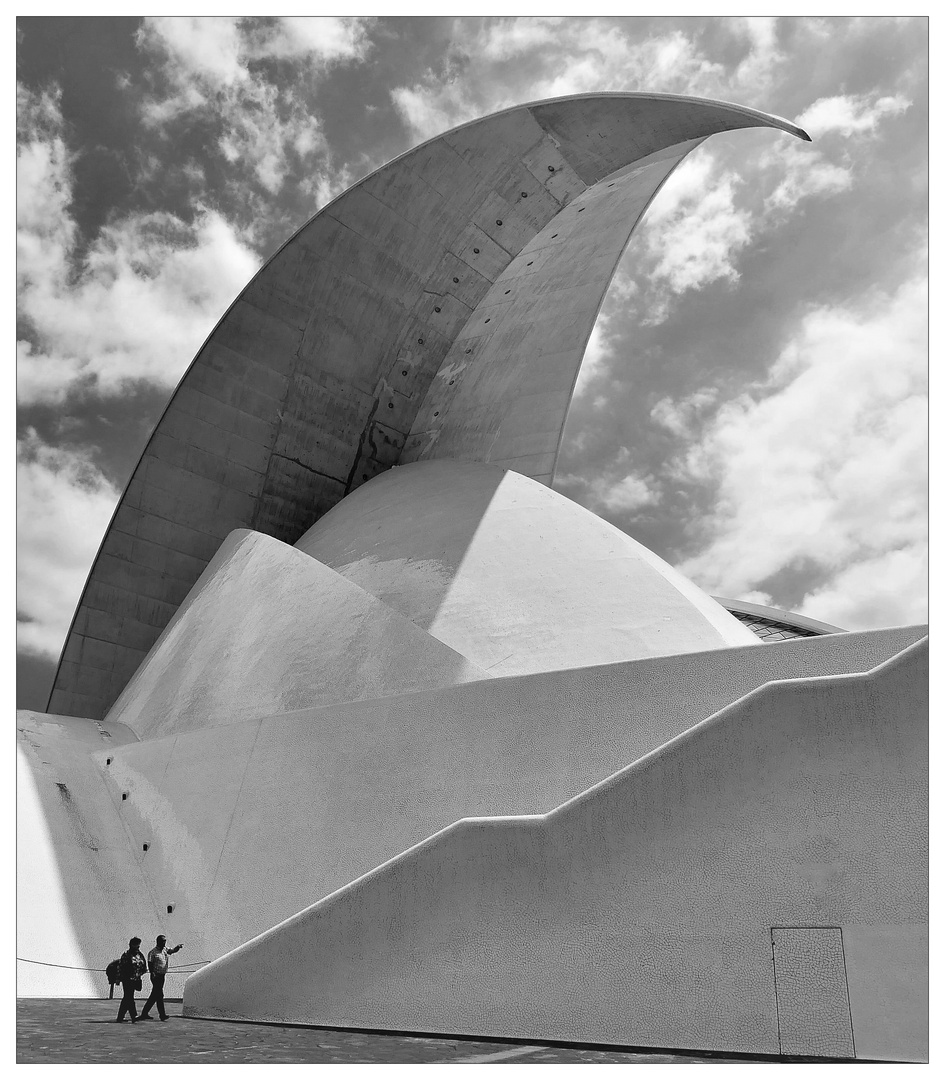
[
  {"left": 295, "top": 460, "right": 760, "bottom": 675},
  {"left": 49, "top": 93, "right": 808, "bottom": 720}
]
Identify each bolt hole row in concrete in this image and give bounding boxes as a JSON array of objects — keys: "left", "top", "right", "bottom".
[{"left": 105, "top": 762, "right": 169, "bottom": 911}]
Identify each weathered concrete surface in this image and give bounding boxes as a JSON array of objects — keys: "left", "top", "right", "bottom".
[
  {"left": 48, "top": 93, "right": 808, "bottom": 721},
  {"left": 183, "top": 639, "right": 928, "bottom": 1063},
  {"left": 295, "top": 461, "right": 760, "bottom": 675},
  {"left": 105, "top": 528, "right": 490, "bottom": 740},
  {"left": 19, "top": 625, "right": 917, "bottom": 994}
]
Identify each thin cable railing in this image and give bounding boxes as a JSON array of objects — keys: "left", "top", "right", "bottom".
[{"left": 17, "top": 956, "right": 211, "bottom": 973}]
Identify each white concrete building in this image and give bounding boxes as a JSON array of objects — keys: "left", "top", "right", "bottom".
[{"left": 18, "top": 93, "right": 927, "bottom": 1062}]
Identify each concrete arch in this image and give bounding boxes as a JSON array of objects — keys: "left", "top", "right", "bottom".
[{"left": 48, "top": 93, "right": 809, "bottom": 721}]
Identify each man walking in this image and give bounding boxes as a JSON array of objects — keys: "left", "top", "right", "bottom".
[
  {"left": 115, "top": 937, "right": 146, "bottom": 1023},
  {"left": 140, "top": 935, "right": 183, "bottom": 1021}
]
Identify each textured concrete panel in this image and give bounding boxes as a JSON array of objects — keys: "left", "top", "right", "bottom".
[
  {"left": 183, "top": 639, "right": 927, "bottom": 1062},
  {"left": 772, "top": 928, "right": 854, "bottom": 1058},
  {"left": 48, "top": 93, "right": 807, "bottom": 720},
  {"left": 104, "top": 528, "right": 490, "bottom": 740},
  {"left": 296, "top": 461, "right": 760, "bottom": 673}
]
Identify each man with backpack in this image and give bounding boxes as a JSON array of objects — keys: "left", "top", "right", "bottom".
[
  {"left": 105, "top": 957, "right": 121, "bottom": 999},
  {"left": 115, "top": 937, "right": 146, "bottom": 1023},
  {"left": 139, "top": 935, "right": 183, "bottom": 1021}
]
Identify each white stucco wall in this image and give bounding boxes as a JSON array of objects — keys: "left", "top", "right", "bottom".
[
  {"left": 18, "top": 625, "right": 925, "bottom": 1011},
  {"left": 183, "top": 638, "right": 928, "bottom": 1063},
  {"left": 18, "top": 625, "right": 916, "bottom": 991}
]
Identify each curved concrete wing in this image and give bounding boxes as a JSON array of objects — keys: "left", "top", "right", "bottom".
[{"left": 49, "top": 93, "right": 808, "bottom": 720}]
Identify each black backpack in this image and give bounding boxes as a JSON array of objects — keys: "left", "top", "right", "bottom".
[
  {"left": 117, "top": 950, "right": 141, "bottom": 982},
  {"left": 105, "top": 958, "right": 121, "bottom": 985}
]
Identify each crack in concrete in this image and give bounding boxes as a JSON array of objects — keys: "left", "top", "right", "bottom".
[{"left": 270, "top": 453, "right": 344, "bottom": 485}]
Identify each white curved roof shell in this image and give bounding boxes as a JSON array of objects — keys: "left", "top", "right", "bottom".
[{"left": 295, "top": 460, "right": 759, "bottom": 676}]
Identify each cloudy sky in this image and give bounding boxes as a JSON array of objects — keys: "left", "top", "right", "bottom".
[{"left": 16, "top": 16, "right": 928, "bottom": 710}]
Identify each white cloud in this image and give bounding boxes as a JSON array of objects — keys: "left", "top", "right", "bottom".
[
  {"left": 140, "top": 17, "right": 247, "bottom": 92},
  {"left": 573, "top": 318, "right": 612, "bottom": 398},
  {"left": 796, "top": 92, "right": 911, "bottom": 139},
  {"left": 139, "top": 16, "right": 370, "bottom": 92},
  {"left": 390, "top": 75, "right": 479, "bottom": 146},
  {"left": 730, "top": 17, "right": 786, "bottom": 97},
  {"left": 248, "top": 16, "right": 370, "bottom": 63},
  {"left": 476, "top": 16, "right": 565, "bottom": 62},
  {"left": 651, "top": 388, "right": 721, "bottom": 438},
  {"left": 735, "top": 589, "right": 777, "bottom": 607},
  {"left": 136, "top": 16, "right": 371, "bottom": 195},
  {"left": 676, "top": 269, "right": 928, "bottom": 628},
  {"left": 761, "top": 90, "right": 912, "bottom": 215},
  {"left": 591, "top": 471, "right": 660, "bottom": 514},
  {"left": 797, "top": 547, "right": 927, "bottom": 630},
  {"left": 16, "top": 84, "right": 75, "bottom": 295},
  {"left": 634, "top": 153, "right": 753, "bottom": 321},
  {"left": 17, "top": 83, "right": 261, "bottom": 405},
  {"left": 762, "top": 143, "right": 853, "bottom": 214},
  {"left": 17, "top": 431, "right": 120, "bottom": 659},
  {"left": 572, "top": 270, "right": 639, "bottom": 398}
]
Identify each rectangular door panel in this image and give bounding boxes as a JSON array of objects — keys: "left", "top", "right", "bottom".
[{"left": 773, "top": 927, "right": 855, "bottom": 1058}]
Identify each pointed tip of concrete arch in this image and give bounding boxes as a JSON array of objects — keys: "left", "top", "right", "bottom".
[{"left": 519, "top": 90, "right": 813, "bottom": 143}]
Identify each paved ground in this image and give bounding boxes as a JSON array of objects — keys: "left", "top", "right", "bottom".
[{"left": 18, "top": 999, "right": 763, "bottom": 1064}]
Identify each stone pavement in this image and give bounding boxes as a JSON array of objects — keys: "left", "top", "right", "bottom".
[{"left": 18, "top": 999, "right": 761, "bottom": 1064}]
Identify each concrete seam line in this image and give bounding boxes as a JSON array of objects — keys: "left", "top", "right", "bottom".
[{"left": 207, "top": 717, "right": 264, "bottom": 897}]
